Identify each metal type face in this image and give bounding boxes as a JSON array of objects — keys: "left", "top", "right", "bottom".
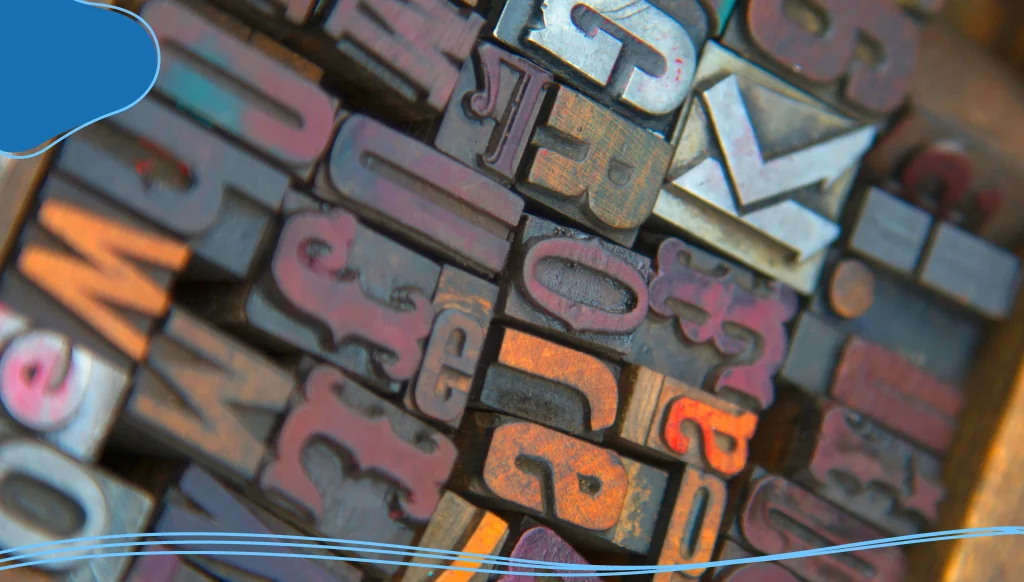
[
  {"left": 627, "top": 237, "right": 798, "bottom": 412},
  {"left": 322, "top": 113, "right": 525, "bottom": 277},
  {"left": 477, "top": 327, "right": 621, "bottom": 440},
  {"left": 398, "top": 492, "right": 509, "bottom": 582},
  {"left": 832, "top": 336, "right": 963, "bottom": 456},
  {"left": 260, "top": 364, "right": 457, "bottom": 576},
  {"left": 54, "top": 96, "right": 288, "bottom": 282},
  {"left": 139, "top": 0, "right": 339, "bottom": 180},
  {"left": 846, "top": 187, "right": 1020, "bottom": 319},
  {"left": 450, "top": 413, "right": 668, "bottom": 555},
  {"left": 493, "top": 0, "right": 711, "bottom": 134},
  {"left": 318, "top": 0, "right": 485, "bottom": 118},
  {"left": 803, "top": 256, "right": 982, "bottom": 386},
  {"left": 518, "top": 85, "right": 673, "bottom": 247},
  {"left": 0, "top": 301, "right": 129, "bottom": 462},
  {"left": 788, "top": 403, "right": 945, "bottom": 536},
  {"left": 408, "top": 267, "right": 497, "bottom": 429},
  {"left": 0, "top": 434, "right": 153, "bottom": 582},
  {"left": 123, "top": 308, "right": 295, "bottom": 483},
  {"left": 7, "top": 175, "right": 191, "bottom": 368},
  {"left": 737, "top": 472, "right": 907, "bottom": 582},
  {"left": 658, "top": 42, "right": 877, "bottom": 295},
  {"left": 613, "top": 366, "right": 757, "bottom": 478},
  {"left": 720, "top": 0, "right": 920, "bottom": 118},
  {"left": 157, "top": 464, "right": 363, "bottom": 582},
  {"left": 498, "top": 527, "right": 599, "bottom": 582},
  {"left": 434, "top": 42, "right": 555, "bottom": 187},
  {"left": 499, "top": 214, "right": 651, "bottom": 358},
  {"left": 653, "top": 466, "right": 727, "bottom": 580},
  {"left": 227, "top": 206, "right": 441, "bottom": 395}
]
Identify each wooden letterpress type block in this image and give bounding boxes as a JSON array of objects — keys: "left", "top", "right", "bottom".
[
  {"left": 656, "top": 42, "right": 878, "bottom": 294},
  {"left": 319, "top": 113, "right": 524, "bottom": 277},
  {"left": 5, "top": 175, "right": 191, "bottom": 367},
  {"left": 0, "top": 433, "right": 154, "bottom": 581},
  {"left": 493, "top": 0, "right": 711, "bottom": 134},
  {"left": 518, "top": 86, "right": 672, "bottom": 247},
  {"left": 653, "top": 466, "right": 728, "bottom": 580},
  {"left": 259, "top": 364, "right": 457, "bottom": 576},
  {"left": 626, "top": 237, "right": 798, "bottom": 412},
  {"left": 845, "top": 187, "right": 1020, "bottom": 320},
  {"left": 207, "top": 205, "right": 441, "bottom": 395},
  {"left": 498, "top": 526, "right": 600, "bottom": 582},
  {"left": 612, "top": 366, "right": 757, "bottom": 479},
  {"left": 720, "top": 0, "right": 920, "bottom": 118},
  {"left": 156, "top": 464, "right": 363, "bottom": 582},
  {"left": 121, "top": 308, "right": 295, "bottom": 483},
  {"left": 434, "top": 42, "right": 554, "bottom": 187},
  {"left": 499, "top": 214, "right": 651, "bottom": 358},
  {"left": 0, "top": 300, "right": 129, "bottom": 462},
  {"left": 397, "top": 492, "right": 509, "bottom": 582},
  {"left": 706, "top": 540, "right": 757, "bottom": 581},
  {"left": 475, "top": 328, "right": 621, "bottom": 440},
  {"left": 0, "top": 154, "right": 52, "bottom": 266},
  {"left": 764, "top": 399, "right": 944, "bottom": 536},
  {"left": 805, "top": 255, "right": 981, "bottom": 385},
  {"left": 315, "top": 0, "right": 484, "bottom": 119},
  {"left": 53, "top": 96, "right": 288, "bottom": 282},
  {"left": 137, "top": 0, "right": 338, "bottom": 180},
  {"left": 450, "top": 413, "right": 668, "bottom": 555},
  {"left": 731, "top": 469, "right": 906, "bottom": 582},
  {"left": 408, "top": 267, "right": 497, "bottom": 429}
]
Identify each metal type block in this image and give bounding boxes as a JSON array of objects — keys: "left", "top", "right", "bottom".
[
  {"left": 0, "top": 300, "right": 129, "bottom": 462},
  {"left": 720, "top": 0, "right": 920, "bottom": 118},
  {"left": 656, "top": 41, "right": 877, "bottom": 295},
  {"left": 199, "top": 202, "right": 441, "bottom": 396},
  {"left": 499, "top": 214, "right": 651, "bottom": 359},
  {"left": 728, "top": 468, "right": 907, "bottom": 582},
  {"left": 0, "top": 432, "right": 154, "bottom": 582},
  {"left": 260, "top": 363, "right": 457, "bottom": 577},
  {"left": 806, "top": 255, "right": 982, "bottom": 385},
  {"left": 137, "top": 0, "right": 339, "bottom": 181},
  {"left": 434, "top": 42, "right": 554, "bottom": 187},
  {"left": 4, "top": 175, "right": 190, "bottom": 368},
  {"left": 758, "top": 396, "right": 945, "bottom": 536},
  {"left": 846, "top": 187, "right": 1021, "bottom": 319},
  {"left": 53, "top": 96, "right": 287, "bottom": 282},
  {"left": 626, "top": 236, "right": 798, "bottom": 412},
  {"left": 493, "top": 0, "right": 712, "bottom": 135},
  {"left": 121, "top": 308, "right": 295, "bottom": 483},
  {"left": 407, "top": 266, "right": 497, "bottom": 430},
  {"left": 318, "top": 112, "right": 524, "bottom": 277},
  {"left": 155, "top": 464, "right": 364, "bottom": 582}
]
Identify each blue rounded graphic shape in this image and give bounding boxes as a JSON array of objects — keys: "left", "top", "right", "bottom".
[{"left": 0, "top": 0, "right": 159, "bottom": 158}]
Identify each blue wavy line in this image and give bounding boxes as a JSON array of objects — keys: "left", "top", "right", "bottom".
[
  {"left": 0, "top": 0, "right": 161, "bottom": 159},
  {"left": 0, "top": 527, "right": 1019, "bottom": 576}
]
